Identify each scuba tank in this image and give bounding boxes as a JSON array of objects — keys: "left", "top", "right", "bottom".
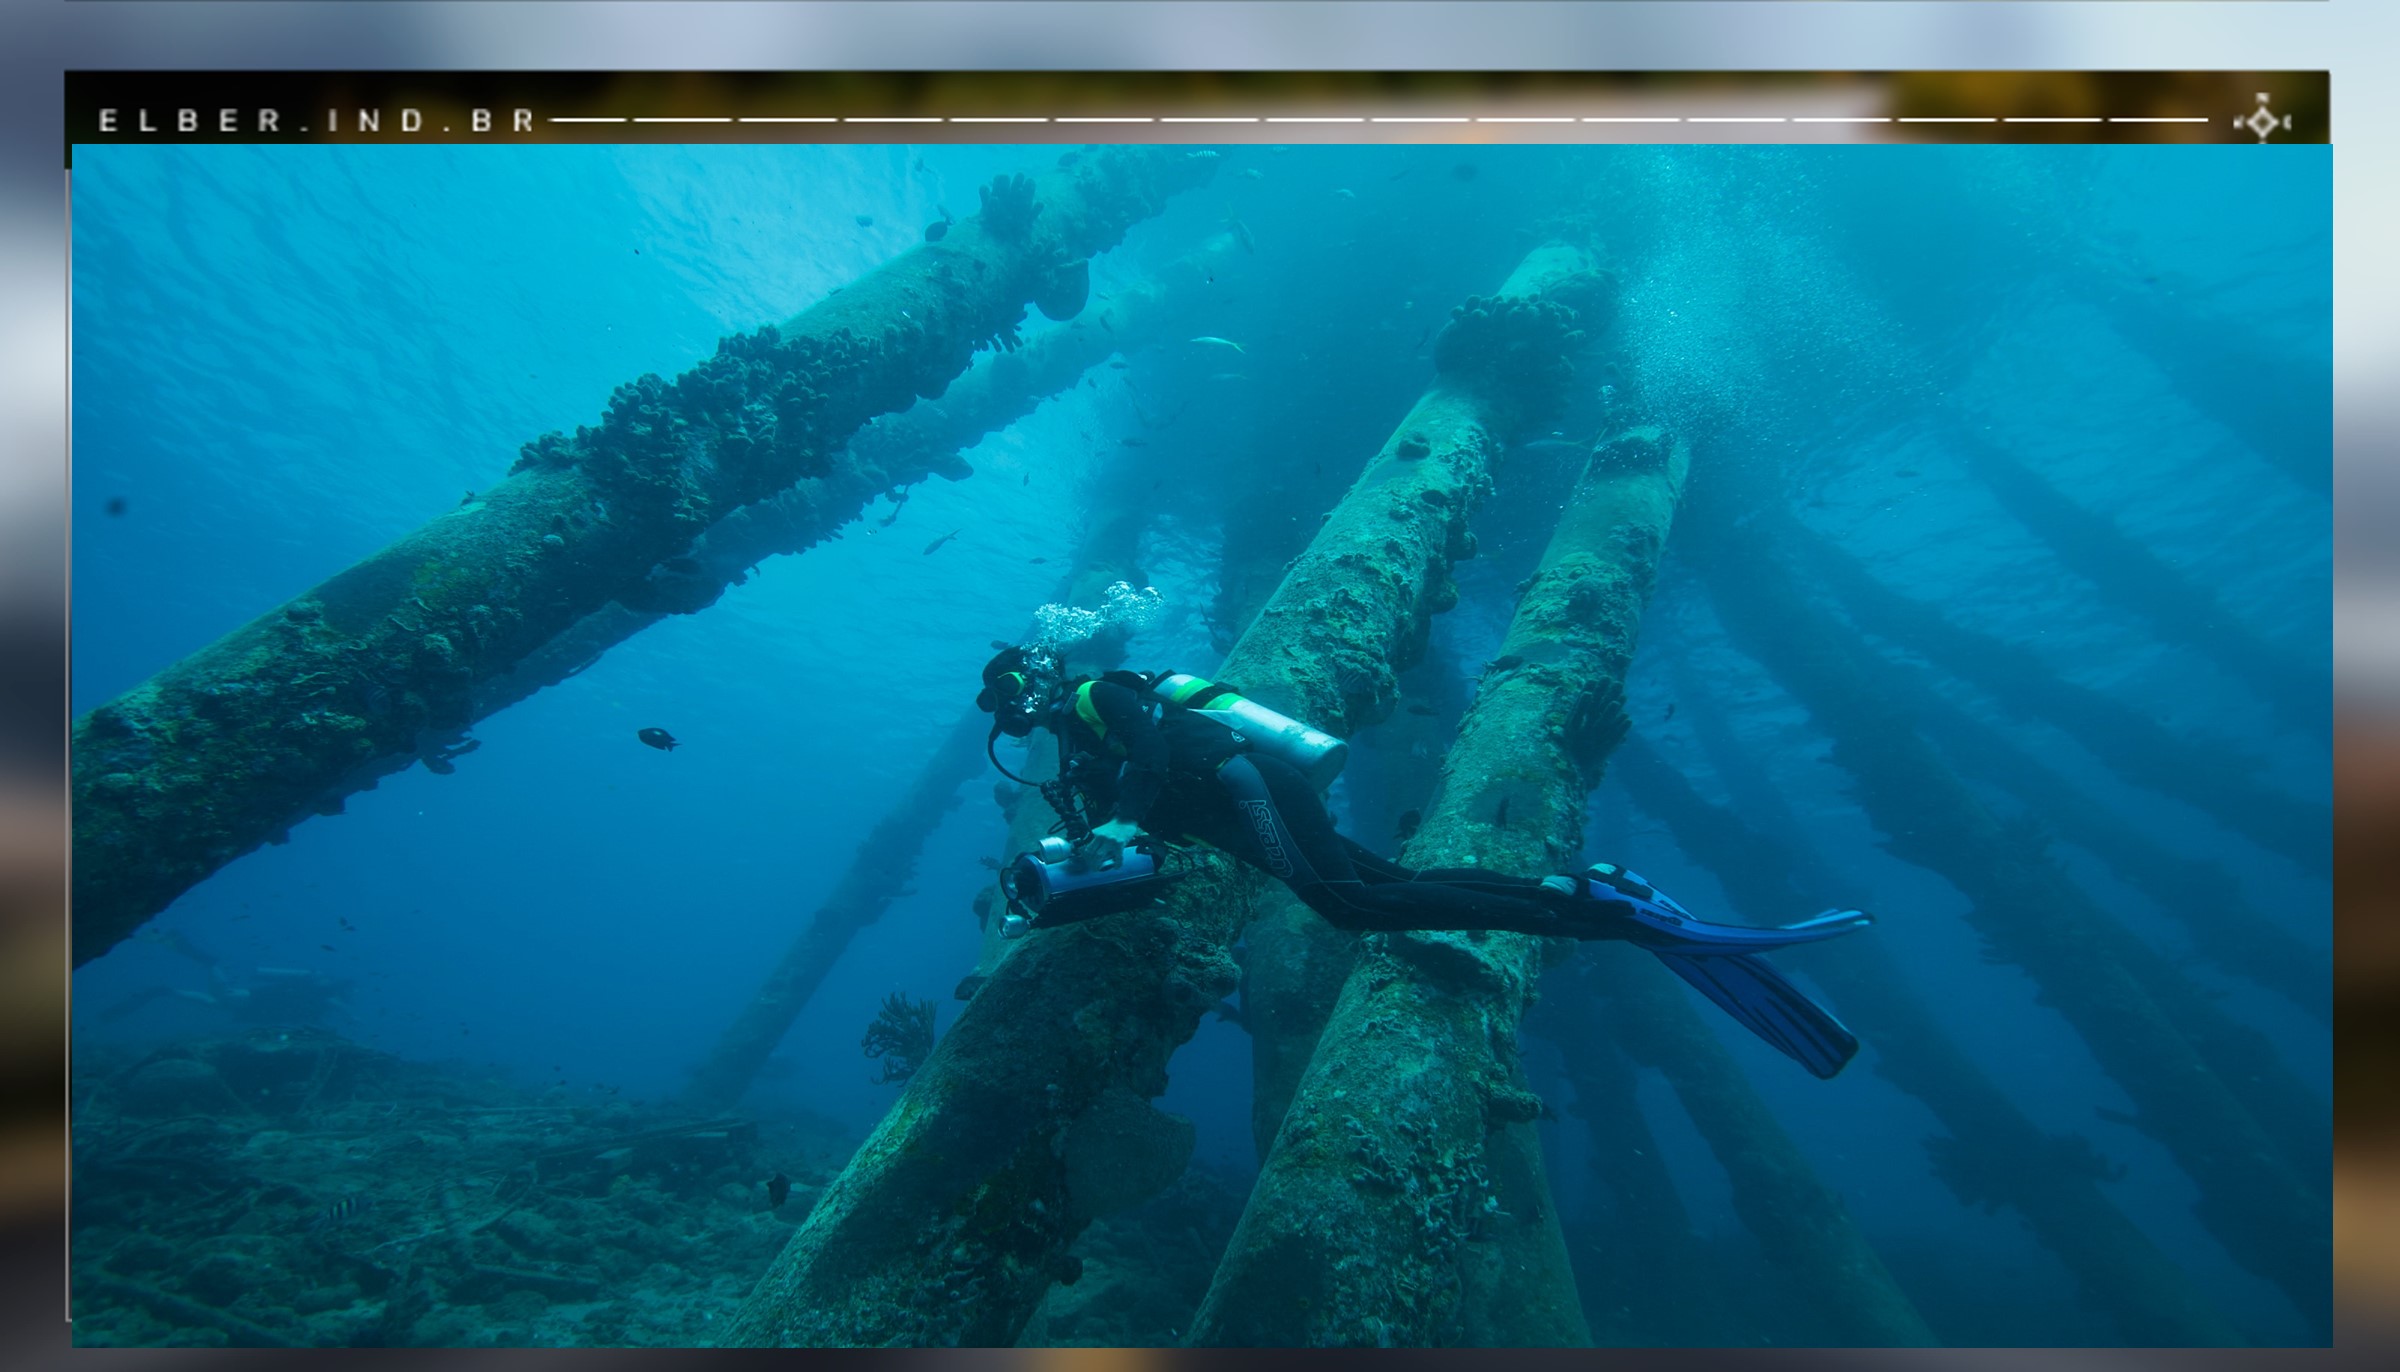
[
  {"left": 1147, "top": 672, "right": 1348, "bottom": 789},
  {"left": 999, "top": 836, "right": 1179, "bottom": 938}
]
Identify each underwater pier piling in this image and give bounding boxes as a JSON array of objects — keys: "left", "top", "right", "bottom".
[
  {"left": 722, "top": 242, "right": 1608, "bottom": 1348},
  {"left": 1577, "top": 939, "right": 1936, "bottom": 1346},
  {"left": 1180, "top": 249, "right": 1612, "bottom": 1352},
  {"left": 1869, "top": 634, "right": 2327, "bottom": 1023},
  {"left": 1527, "top": 1002, "right": 1727, "bottom": 1345},
  {"left": 1953, "top": 427, "right": 2328, "bottom": 741},
  {"left": 69, "top": 146, "right": 1218, "bottom": 965},
  {"left": 1608, "top": 732, "right": 2246, "bottom": 1346},
  {"left": 1194, "top": 419, "right": 1687, "bottom": 1349},
  {"left": 1769, "top": 505, "right": 2329, "bottom": 879},
  {"left": 472, "top": 228, "right": 1249, "bottom": 737},
  {"left": 1688, "top": 474, "right": 2330, "bottom": 1331}
]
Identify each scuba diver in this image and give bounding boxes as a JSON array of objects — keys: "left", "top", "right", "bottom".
[{"left": 975, "top": 643, "right": 1876, "bottom": 1078}]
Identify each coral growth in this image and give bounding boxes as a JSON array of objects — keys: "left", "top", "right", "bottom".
[
  {"left": 71, "top": 1031, "right": 855, "bottom": 1347},
  {"left": 977, "top": 173, "right": 1044, "bottom": 243},
  {"left": 860, "top": 993, "right": 938, "bottom": 1085}
]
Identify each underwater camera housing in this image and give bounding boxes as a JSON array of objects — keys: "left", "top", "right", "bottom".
[{"left": 998, "top": 835, "right": 1187, "bottom": 937}]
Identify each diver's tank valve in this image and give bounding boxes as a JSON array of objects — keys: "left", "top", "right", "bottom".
[{"left": 1148, "top": 672, "right": 1349, "bottom": 789}]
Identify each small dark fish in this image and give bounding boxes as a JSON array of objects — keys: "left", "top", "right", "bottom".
[
  {"left": 1451, "top": 162, "right": 1479, "bottom": 182},
  {"left": 1030, "top": 557, "right": 1047, "bottom": 565},
  {"left": 1395, "top": 809, "right": 1422, "bottom": 843},
  {"left": 1022, "top": 473, "right": 1030, "bottom": 486},
  {"left": 459, "top": 490, "right": 476, "bottom": 506},
  {"left": 990, "top": 639, "right": 1012, "bottom": 651},
  {"left": 1120, "top": 437, "right": 1146, "bottom": 448},
  {"left": 766, "top": 1172, "right": 793, "bottom": 1210},
  {"left": 1098, "top": 315, "right": 1114, "bottom": 336},
  {"left": 1086, "top": 377, "right": 1097, "bottom": 389},
  {"left": 854, "top": 214, "right": 875, "bottom": 227},
  {"left": 1211, "top": 999, "right": 1246, "bottom": 1030},
  {"left": 320, "top": 944, "right": 336, "bottom": 952},
  {"left": 978, "top": 855, "right": 1002, "bottom": 871},
  {"left": 662, "top": 556, "right": 702, "bottom": 576},
  {"left": 924, "top": 220, "right": 949, "bottom": 242},
  {"left": 1894, "top": 468, "right": 1920, "bottom": 478},
  {"left": 1495, "top": 797, "right": 1511, "bottom": 827},
  {"left": 1334, "top": 665, "right": 1374, "bottom": 698},
  {"left": 105, "top": 496, "right": 128, "bottom": 516},
  {"left": 923, "top": 529, "right": 963, "bottom": 555},
  {"left": 311, "top": 1194, "right": 370, "bottom": 1233},
  {"left": 1387, "top": 166, "right": 1414, "bottom": 181},
  {"left": 1486, "top": 654, "right": 1525, "bottom": 676},
  {"left": 1414, "top": 324, "right": 1432, "bottom": 351},
  {"left": 339, "top": 917, "right": 356, "bottom": 931},
  {"left": 1108, "top": 359, "right": 1128, "bottom": 370},
  {"left": 1406, "top": 703, "right": 1436, "bottom": 717},
  {"left": 1663, "top": 703, "right": 1677, "bottom": 722},
  {"left": 637, "top": 727, "right": 679, "bottom": 752}
]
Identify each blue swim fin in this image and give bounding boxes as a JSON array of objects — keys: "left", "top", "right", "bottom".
[
  {"left": 1650, "top": 949, "right": 1861, "bottom": 1079},
  {"left": 1579, "top": 865, "right": 1875, "bottom": 956}
]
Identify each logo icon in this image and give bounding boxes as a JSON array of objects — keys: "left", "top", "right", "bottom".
[{"left": 2239, "top": 92, "right": 2293, "bottom": 143}]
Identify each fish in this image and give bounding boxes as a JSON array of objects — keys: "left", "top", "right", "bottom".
[
  {"left": 1485, "top": 654, "right": 1525, "bottom": 677},
  {"left": 1238, "top": 167, "right": 1264, "bottom": 181},
  {"left": 1226, "top": 215, "right": 1257, "bottom": 253},
  {"left": 319, "top": 944, "right": 336, "bottom": 952},
  {"left": 311, "top": 1194, "right": 371, "bottom": 1234},
  {"left": 637, "top": 727, "right": 679, "bottom": 751},
  {"left": 978, "top": 856, "right": 1003, "bottom": 871},
  {"left": 338, "top": 917, "right": 355, "bottom": 931},
  {"left": 1333, "top": 188, "right": 1356, "bottom": 200},
  {"left": 924, "top": 220, "right": 949, "bottom": 242},
  {"left": 1211, "top": 999, "right": 1247, "bottom": 1029},
  {"left": 854, "top": 214, "right": 875, "bottom": 227},
  {"left": 1664, "top": 703, "right": 1677, "bottom": 722},
  {"left": 1108, "top": 359, "right": 1128, "bottom": 370},
  {"left": 1029, "top": 557, "right": 1048, "bottom": 564},
  {"left": 1495, "top": 797, "right": 1511, "bottom": 826},
  {"left": 1452, "top": 162, "right": 1479, "bottom": 182},
  {"left": 1189, "top": 336, "right": 1245, "bottom": 354},
  {"left": 1406, "top": 703, "right": 1436, "bottom": 717},
  {"left": 1894, "top": 468, "right": 1920, "bottom": 478},
  {"left": 1120, "top": 438, "right": 1147, "bottom": 448},
  {"left": 105, "top": 496, "right": 128, "bottom": 516},
  {"left": 1395, "top": 809, "right": 1422, "bottom": 843},
  {"left": 990, "top": 639, "right": 1012, "bottom": 651},
  {"left": 766, "top": 1172, "right": 793, "bottom": 1210},
  {"left": 1023, "top": 474, "right": 1030, "bottom": 485},
  {"left": 923, "top": 529, "right": 963, "bottom": 555}
]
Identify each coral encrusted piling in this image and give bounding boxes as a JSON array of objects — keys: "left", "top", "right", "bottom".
[{"left": 72, "top": 146, "right": 1217, "bottom": 965}]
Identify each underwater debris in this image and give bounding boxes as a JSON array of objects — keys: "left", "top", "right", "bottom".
[{"left": 860, "top": 992, "right": 937, "bottom": 1085}]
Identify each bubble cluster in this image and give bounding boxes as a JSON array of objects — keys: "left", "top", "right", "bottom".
[{"left": 1029, "top": 580, "right": 1163, "bottom": 650}]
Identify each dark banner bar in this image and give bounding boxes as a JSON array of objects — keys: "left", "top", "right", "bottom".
[{"left": 65, "top": 70, "right": 2329, "bottom": 159}]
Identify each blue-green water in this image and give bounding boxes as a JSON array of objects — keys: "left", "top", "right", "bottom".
[{"left": 68, "top": 143, "right": 2329, "bottom": 1346}]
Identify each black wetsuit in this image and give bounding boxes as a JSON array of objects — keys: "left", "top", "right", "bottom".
[{"left": 1054, "top": 678, "right": 1578, "bottom": 936}]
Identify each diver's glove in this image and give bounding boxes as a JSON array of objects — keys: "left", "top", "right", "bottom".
[{"left": 1076, "top": 819, "right": 1143, "bottom": 872}]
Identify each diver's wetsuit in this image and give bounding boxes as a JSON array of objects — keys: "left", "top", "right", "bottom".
[{"left": 1056, "top": 678, "right": 1576, "bottom": 936}]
